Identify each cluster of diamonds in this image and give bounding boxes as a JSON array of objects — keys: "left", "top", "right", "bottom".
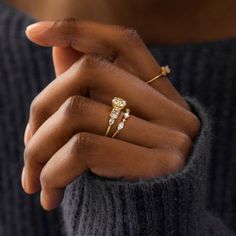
[
  {"left": 109, "top": 110, "right": 119, "bottom": 126},
  {"left": 112, "top": 97, "right": 127, "bottom": 110},
  {"left": 161, "top": 65, "right": 171, "bottom": 76}
]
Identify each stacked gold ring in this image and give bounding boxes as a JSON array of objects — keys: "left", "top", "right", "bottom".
[
  {"left": 112, "top": 108, "right": 130, "bottom": 138},
  {"left": 105, "top": 66, "right": 170, "bottom": 138},
  {"left": 105, "top": 97, "right": 128, "bottom": 137}
]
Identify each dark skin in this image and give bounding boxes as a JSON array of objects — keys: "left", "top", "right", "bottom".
[{"left": 6, "top": 0, "right": 236, "bottom": 210}]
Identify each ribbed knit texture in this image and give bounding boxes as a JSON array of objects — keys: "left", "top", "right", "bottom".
[
  {"left": 0, "top": 2, "right": 62, "bottom": 236},
  {"left": 61, "top": 99, "right": 234, "bottom": 236},
  {"left": 0, "top": 2, "right": 236, "bottom": 236}
]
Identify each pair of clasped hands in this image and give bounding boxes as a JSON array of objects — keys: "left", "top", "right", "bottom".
[{"left": 22, "top": 19, "right": 200, "bottom": 210}]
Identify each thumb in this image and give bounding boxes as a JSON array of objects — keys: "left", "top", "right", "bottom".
[{"left": 25, "top": 21, "right": 83, "bottom": 76}]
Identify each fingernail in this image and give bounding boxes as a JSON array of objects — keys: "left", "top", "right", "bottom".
[
  {"left": 24, "top": 123, "right": 32, "bottom": 146},
  {"left": 26, "top": 21, "right": 54, "bottom": 34},
  {"left": 21, "top": 167, "right": 27, "bottom": 191}
]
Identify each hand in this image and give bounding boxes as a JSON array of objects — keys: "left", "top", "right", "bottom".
[{"left": 22, "top": 20, "right": 200, "bottom": 210}]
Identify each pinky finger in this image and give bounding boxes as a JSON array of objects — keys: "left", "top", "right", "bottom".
[{"left": 40, "top": 132, "right": 183, "bottom": 210}]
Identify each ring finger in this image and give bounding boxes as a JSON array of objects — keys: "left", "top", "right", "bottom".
[{"left": 28, "top": 55, "right": 193, "bottom": 137}]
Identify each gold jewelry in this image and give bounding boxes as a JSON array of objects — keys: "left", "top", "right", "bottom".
[
  {"left": 146, "top": 65, "right": 171, "bottom": 84},
  {"left": 112, "top": 108, "right": 130, "bottom": 138},
  {"left": 105, "top": 97, "right": 127, "bottom": 136}
]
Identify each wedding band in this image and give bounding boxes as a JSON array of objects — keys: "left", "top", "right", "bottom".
[
  {"left": 112, "top": 108, "right": 130, "bottom": 138},
  {"left": 105, "top": 97, "right": 127, "bottom": 136},
  {"left": 146, "top": 65, "right": 171, "bottom": 84}
]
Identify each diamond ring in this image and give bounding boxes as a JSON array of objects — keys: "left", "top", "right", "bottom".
[{"left": 105, "top": 97, "right": 127, "bottom": 137}]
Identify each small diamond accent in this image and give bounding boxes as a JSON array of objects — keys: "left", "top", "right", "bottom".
[
  {"left": 109, "top": 119, "right": 114, "bottom": 125},
  {"left": 118, "top": 123, "right": 124, "bottom": 130},
  {"left": 162, "top": 65, "right": 171, "bottom": 76},
  {"left": 165, "top": 65, "right": 171, "bottom": 73},
  {"left": 111, "top": 108, "right": 130, "bottom": 138},
  {"left": 110, "top": 113, "right": 118, "bottom": 119},
  {"left": 124, "top": 112, "right": 129, "bottom": 119}
]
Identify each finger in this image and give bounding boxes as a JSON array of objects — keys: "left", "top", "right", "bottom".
[
  {"left": 39, "top": 132, "right": 184, "bottom": 210},
  {"left": 23, "top": 96, "right": 191, "bottom": 194},
  {"left": 26, "top": 20, "right": 187, "bottom": 108},
  {"left": 52, "top": 47, "right": 83, "bottom": 76},
  {"left": 24, "top": 123, "right": 32, "bottom": 146},
  {"left": 25, "top": 20, "right": 158, "bottom": 78},
  {"left": 28, "top": 55, "right": 195, "bottom": 137}
]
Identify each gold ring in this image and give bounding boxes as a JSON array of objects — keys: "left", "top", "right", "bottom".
[
  {"left": 105, "top": 97, "right": 127, "bottom": 137},
  {"left": 112, "top": 108, "right": 130, "bottom": 138},
  {"left": 146, "top": 65, "right": 171, "bottom": 84}
]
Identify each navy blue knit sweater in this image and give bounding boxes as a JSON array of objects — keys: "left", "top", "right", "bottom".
[{"left": 0, "top": 2, "right": 236, "bottom": 236}]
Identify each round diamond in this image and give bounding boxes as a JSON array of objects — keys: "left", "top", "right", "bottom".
[{"left": 112, "top": 97, "right": 126, "bottom": 110}]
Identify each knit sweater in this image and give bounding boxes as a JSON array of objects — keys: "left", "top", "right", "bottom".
[{"left": 0, "top": 2, "right": 236, "bottom": 236}]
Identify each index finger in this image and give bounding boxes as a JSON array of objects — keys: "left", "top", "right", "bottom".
[{"left": 26, "top": 20, "right": 187, "bottom": 108}]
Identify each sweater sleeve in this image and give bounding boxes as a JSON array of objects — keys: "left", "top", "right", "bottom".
[{"left": 61, "top": 97, "right": 234, "bottom": 236}]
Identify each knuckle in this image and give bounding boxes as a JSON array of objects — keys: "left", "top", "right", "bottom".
[
  {"left": 63, "top": 95, "right": 90, "bottom": 118},
  {"left": 74, "top": 132, "right": 95, "bottom": 153},
  {"left": 30, "top": 96, "right": 43, "bottom": 118},
  {"left": 122, "top": 28, "right": 140, "bottom": 41},
  {"left": 70, "top": 132, "right": 97, "bottom": 170},
  {"left": 96, "top": 56, "right": 115, "bottom": 72},
  {"left": 81, "top": 54, "right": 113, "bottom": 70},
  {"left": 188, "top": 113, "right": 201, "bottom": 138},
  {"left": 117, "top": 26, "right": 143, "bottom": 46},
  {"left": 166, "top": 152, "right": 185, "bottom": 173},
  {"left": 153, "top": 149, "right": 185, "bottom": 175},
  {"left": 69, "top": 59, "right": 89, "bottom": 86},
  {"left": 74, "top": 55, "right": 115, "bottom": 84},
  {"left": 80, "top": 54, "right": 103, "bottom": 69},
  {"left": 60, "top": 17, "right": 78, "bottom": 25},
  {"left": 73, "top": 55, "right": 102, "bottom": 80},
  {"left": 40, "top": 169, "right": 52, "bottom": 189},
  {"left": 30, "top": 95, "right": 49, "bottom": 129},
  {"left": 24, "top": 143, "right": 37, "bottom": 166},
  {"left": 174, "top": 131, "right": 192, "bottom": 155},
  {"left": 69, "top": 59, "right": 85, "bottom": 76}
]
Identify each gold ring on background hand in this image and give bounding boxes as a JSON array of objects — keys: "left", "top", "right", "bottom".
[{"left": 147, "top": 65, "right": 171, "bottom": 84}]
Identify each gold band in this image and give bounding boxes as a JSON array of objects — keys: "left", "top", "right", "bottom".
[
  {"left": 105, "top": 109, "right": 120, "bottom": 136},
  {"left": 146, "top": 65, "right": 171, "bottom": 84},
  {"left": 112, "top": 108, "right": 130, "bottom": 138},
  {"left": 105, "top": 97, "right": 127, "bottom": 137}
]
